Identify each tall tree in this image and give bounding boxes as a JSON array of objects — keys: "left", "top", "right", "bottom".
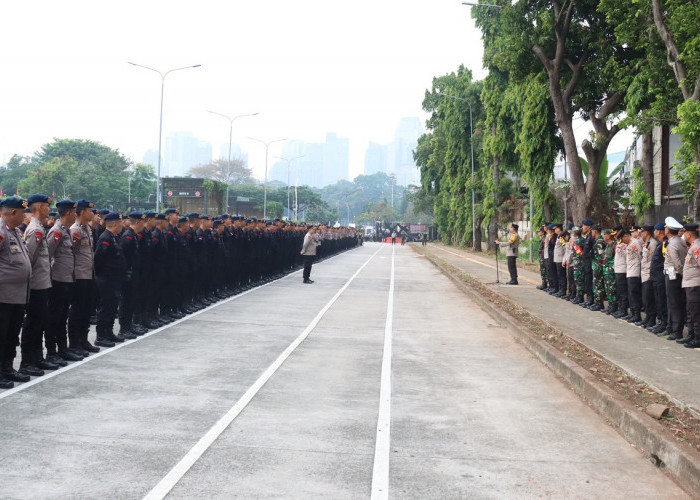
[
  {"left": 474, "top": 0, "right": 641, "bottom": 223},
  {"left": 188, "top": 157, "right": 253, "bottom": 186}
]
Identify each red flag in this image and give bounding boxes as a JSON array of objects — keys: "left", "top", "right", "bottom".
[
  {"left": 52, "top": 190, "right": 56, "bottom": 197},
  {"left": 0, "top": 187, "right": 4, "bottom": 197},
  {"left": 15, "top": 187, "right": 19, "bottom": 195}
]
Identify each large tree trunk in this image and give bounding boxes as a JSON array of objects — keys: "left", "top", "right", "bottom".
[
  {"left": 641, "top": 131, "right": 656, "bottom": 223},
  {"left": 690, "top": 145, "right": 700, "bottom": 221},
  {"left": 473, "top": 217, "right": 483, "bottom": 252},
  {"left": 487, "top": 151, "right": 500, "bottom": 253}
]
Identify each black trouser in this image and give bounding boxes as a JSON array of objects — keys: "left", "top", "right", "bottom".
[
  {"left": 96, "top": 277, "right": 123, "bottom": 338},
  {"left": 555, "top": 262, "right": 566, "bottom": 293},
  {"left": 665, "top": 275, "right": 686, "bottom": 335},
  {"left": 0, "top": 303, "right": 26, "bottom": 364},
  {"left": 642, "top": 280, "right": 656, "bottom": 318},
  {"left": 507, "top": 256, "right": 517, "bottom": 282},
  {"left": 47, "top": 281, "right": 74, "bottom": 353},
  {"left": 119, "top": 279, "right": 136, "bottom": 330},
  {"left": 21, "top": 288, "right": 49, "bottom": 362},
  {"left": 627, "top": 277, "right": 642, "bottom": 313},
  {"left": 615, "top": 273, "right": 629, "bottom": 311},
  {"left": 302, "top": 255, "right": 314, "bottom": 281},
  {"left": 547, "top": 259, "right": 558, "bottom": 290},
  {"left": 68, "top": 279, "right": 94, "bottom": 347},
  {"left": 686, "top": 287, "right": 700, "bottom": 340},
  {"left": 652, "top": 277, "right": 667, "bottom": 324},
  {"left": 583, "top": 262, "right": 593, "bottom": 300}
]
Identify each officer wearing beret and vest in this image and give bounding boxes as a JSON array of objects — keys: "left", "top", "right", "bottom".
[
  {"left": 162, "top": 208, "right": 183, "bottom": 319},
  {"left": 19, "top": 194, "right": 59, "bottom": 377},
  {"left": 151, "top": 213, "right": 170, "bottom": 324},
  {"left": 664, "top": 217, "right": 688, "bottom": 341},
  {"left": 67, "top": 199, "right": 98, "bottom": 357},
  {"left": 118, "top": 212, "right": 144, "bottom": 339},
  {"left": 135, "top": 211, "right": 158, "bottom": 331},
  {"left": 46, "top": 200, "right": 82, "bottom": 363},
  {"left": 0, "top": 197, "right": 33, "bottom": 388},
  {"left": 177, "top": 215, "right": 197, "bottom": 314},
  {"left": 94, "top": 212, "right": 126, "bottom": 347},
  {"left": 650, "top": 222, "right": 669, "bottom": 334},
  {"left": 680, "top": 223, "right": 700, "bottom": 348}
]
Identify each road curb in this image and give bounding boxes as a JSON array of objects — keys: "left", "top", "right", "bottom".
[{"left": 421, "top": 249, "right": 700, "bottom": 498}]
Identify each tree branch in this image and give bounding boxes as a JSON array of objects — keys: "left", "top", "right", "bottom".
[
  {"left": 651, "top": 0, "right": 690, "bottom": 100},
  {"left": 532, "top": 44, "right": 553, "bottom": 72}
]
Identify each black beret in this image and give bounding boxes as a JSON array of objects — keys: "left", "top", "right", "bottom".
[
  {"left": 27, "top": 194, "right": 51, "bottom": 205},
  {"left": 103, "top": 212, "right": 122, "bottom": 221},
  {"left": 2, "top": 196, "right": 28, "bottom": 209},
  {"left": 75, "top": 199, "right": 93, "bottom": 209},
  {"left": 56, "top": 199, "right": 77, "bottom": 210}
]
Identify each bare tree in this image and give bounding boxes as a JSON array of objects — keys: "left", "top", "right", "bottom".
[{"left": 188, "top": 157, "right": 254, "bottom": 185}]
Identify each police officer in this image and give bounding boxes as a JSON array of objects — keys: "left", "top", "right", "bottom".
[
  {"left": 0, "top": 197, "right": 33, "bottom": 387},
  {"left": 638, "top": 226, "right": 658, "bottom": 328},
  {"left": 612, "top": 228, "right": 629, "bottom": 319},
  {"left": 46, "top": 200, "right": 82, "bottom": 363},
  {"left": 650, "top": 222, "right": 669, "bottom": 334},
  {"left": 20, "top": 194, "right": 59, "bottom": 376},
  {"left": 495, "top": 223, "right": 520, "bottom": 285},
  {"left": 177, "top": 215, "right": 196, "bottom": 313},
  {"left": 624, "top": 228, "right": 643, "bottom": 323},
  {"left": 67, "top": 199, "right": 97, "bottom": 356},
  {"left": 581, "top": 219, "right": 595, "bottom": 306},
  {"left": 680, "top": 223, "right": 700, "bottom": 348},
  {"left": 94, "top": 212, "right": 126, "bottom": 347},
  {"left": 590, "top": 225, "right": 606, "bottom": 312},
  {"left": 664, "top": 217, "right": 687, "bottom": 341},
  {"left": 151, "top": 212, "right": 170, "bottom": 324},
  {"left": 118, "top": 212, "right": 144, "bottom": 339}
]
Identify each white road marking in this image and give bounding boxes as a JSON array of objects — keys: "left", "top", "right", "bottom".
[
  {"left": 0, "top": 265, "right": 309, "bottom": 401},
  {"left": 370, "top": 244, "right": 395, "bottom": 500},
  {"left": 143, "top": 244, "right": 385, "bottom": 500}
]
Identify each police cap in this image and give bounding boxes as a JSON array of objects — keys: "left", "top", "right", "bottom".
[
  {"left": 642, "top": 225, "right": 655, "bottom": 233},
  {"left": 581, "top": 219, "right": 594, "bottom": 226},
  {"left": 155, "top": 213, "right": 167, "bottom": 220},
  {"left": 665, "top": 216, "right": 683, "bottom": 230},
  {"left": 177, "top": 216, "right": 188, "bottom": 224},
  {"left": 164, "top": 208, "right": 178, "bottom": 215},
  {"left": 200, "top": 214, "right": 211, "bottom": 220},
  {"left": 683, "top": 223, "right": 699, "bottom": 233},
  {"left": 103, "top": 212, "right": 122, "bottom": 221},
  {"left": 128, "top": 211, "right": 145, "bottom": 220},
  {"left": 2, "top": 196, "right": 28, "bottom": 209},
  {"left": 654, "top": 222, "right": 665, "bottom": 231},
  {"left": 75, "top": 199, "right": 93, "bottom": 209},
  {"left": 143, "top": 210, "right": 157, "bottom": 219},
  {"left": 56, "top": 199, "right": 77, "bottom": 210},
  {"left": 27, "top": 194, "right": 51, "bottom": 205}
]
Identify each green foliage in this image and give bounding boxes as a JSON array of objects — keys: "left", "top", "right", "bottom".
[
  {"left": 673, "top": 99, "right": 700, "bottom": 201},
  {"left": 516, "top": 74, "right": 558, "bottom": 228},
  {"left": 629, "top": 165, "right": 655, "bottom": 218}
]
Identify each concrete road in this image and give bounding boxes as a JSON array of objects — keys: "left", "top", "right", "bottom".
[{"left": 0, "top": 243, "right": 687, "bottom": 499}]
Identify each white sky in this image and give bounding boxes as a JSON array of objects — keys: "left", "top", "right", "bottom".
[{"left": 0, "top": 0, "right": 631, "bottom": 181}]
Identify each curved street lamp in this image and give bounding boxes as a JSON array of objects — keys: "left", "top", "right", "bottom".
[
  {"left": 128, "top": 62, "right": 202, "bottom": 212},
  {"left": 208, "top": 111, "right": 259, "bottom": 212}
]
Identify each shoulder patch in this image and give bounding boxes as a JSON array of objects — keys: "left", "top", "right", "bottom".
[
  {"left": 35, "top": 232, "right": 43, "bottom": 244},
  {"left": 102, "top": 241, "right": 111, "bottom": 246},
  {"left": 125, "top": 235, "right": 133, "bottom": 241},
  {"left": 53, "top": 232, "right": 62, "bottom": 243}
]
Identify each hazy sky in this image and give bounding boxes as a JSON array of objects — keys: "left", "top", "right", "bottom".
[{"left": 0, "top": 1, "right": 631, "bottom": 181}]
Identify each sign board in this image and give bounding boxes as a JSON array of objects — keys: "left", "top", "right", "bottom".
[
  {"left": 410, "top": 224, "right": 427, "bottom": 233},
  {"left": 236, "top": 196, "right": 250, "bottom": 202}
]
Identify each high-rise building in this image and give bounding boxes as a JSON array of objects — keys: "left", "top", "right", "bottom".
[
  {"left": 269, "top": 134, "right": 349, "bottom": 188},
  {"left": 163, "top": 131, "right": 212, "bottom": 177},
  {"left": 362, "top": 117, "right": 423, "bottom": 186}
]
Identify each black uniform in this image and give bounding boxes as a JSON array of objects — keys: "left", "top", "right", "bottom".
[{"left": 94, "top": 230, "right": 126, "bottom": 340}]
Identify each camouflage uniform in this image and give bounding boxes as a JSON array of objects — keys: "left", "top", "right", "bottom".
[
  {"left": 604, "top": 240, "right": 617, "bottom": 305},
  {"left": 571, "top": 236, "right": 585, "bottom": 296},
  {"left": 592, "top": 235, "right": 606, "bottom": 304}
]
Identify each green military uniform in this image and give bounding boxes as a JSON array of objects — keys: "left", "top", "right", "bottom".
[
  {"left": 603, "top": 236, "right": 617, "bottom": 314},
  {"left": 571, "top": 235, "right": 585, "bottom": 301},
  {"left": 592, "top": 234, "right": 606, "bottom": 309}
]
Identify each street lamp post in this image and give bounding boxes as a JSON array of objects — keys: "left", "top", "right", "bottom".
[
  {"left": 437, "top": 92, "right": 476, "bottom": 247},
  {"left": 276, "top": 155, "right": 305, "bottom": 220},
  {"left": 128, "top": 61, "right": 202, "bottom": 212},
  {"left": 248, "top": 137, "right": 286, "bottom": 219},
  {"left": 208, "top": 111, "right": 259, "bottom": 213}
]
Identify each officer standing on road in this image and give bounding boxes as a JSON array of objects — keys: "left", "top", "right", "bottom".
[
  {"left": 664, "top": 217, "right": 687, "bottom": 341},
  {"left": 20, "top": 194, "right": 59, "bottom": 376},
  {"left": 680, "top": 223, "right": 700, "bottom": 348},
  {"left": 495, "top": 223, "right": 520, "bottom": 285},
  {"left": 118, "top": 212, "right": 144, "bottom": 339},
  {"left": 94, "top": 212, "right": 126, "bottom": 347},
  {"left": 46, "top": 199, "right": 81, "bottom": 363},
  {"left": 301, "top": 225, "right": 320, "bottom": 284},
  {"left": 0, "top": 197, "right": 33, "bottom": 387},
  {"left": 67, "top": 199, "right": 97, "bottom": 356}
]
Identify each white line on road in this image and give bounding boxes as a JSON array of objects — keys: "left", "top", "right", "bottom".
[
  {"left": 0, "top": 264, "right": 306, "bottom": 401},
  {"left": 143, "top": 244, "right": 385, "bottom": 500},
  {"left": 370, "top": 243, "right": 395, "bottom": 500}
]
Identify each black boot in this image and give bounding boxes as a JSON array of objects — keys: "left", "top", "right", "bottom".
[
  {"left": 2, "top": 360, "right": 30, "bottom": 383},
  {"left": 629, "top": 310, "right": 643, "bottom": 324},
  {"left": 612, "top": 308, "right": 628, "bottom": 319},
  {"left": 19, "top": 352, "right": 44, "bottom": 377},
  {"left": 590, "top": 301, "right": 604, "bottom": 312}
]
